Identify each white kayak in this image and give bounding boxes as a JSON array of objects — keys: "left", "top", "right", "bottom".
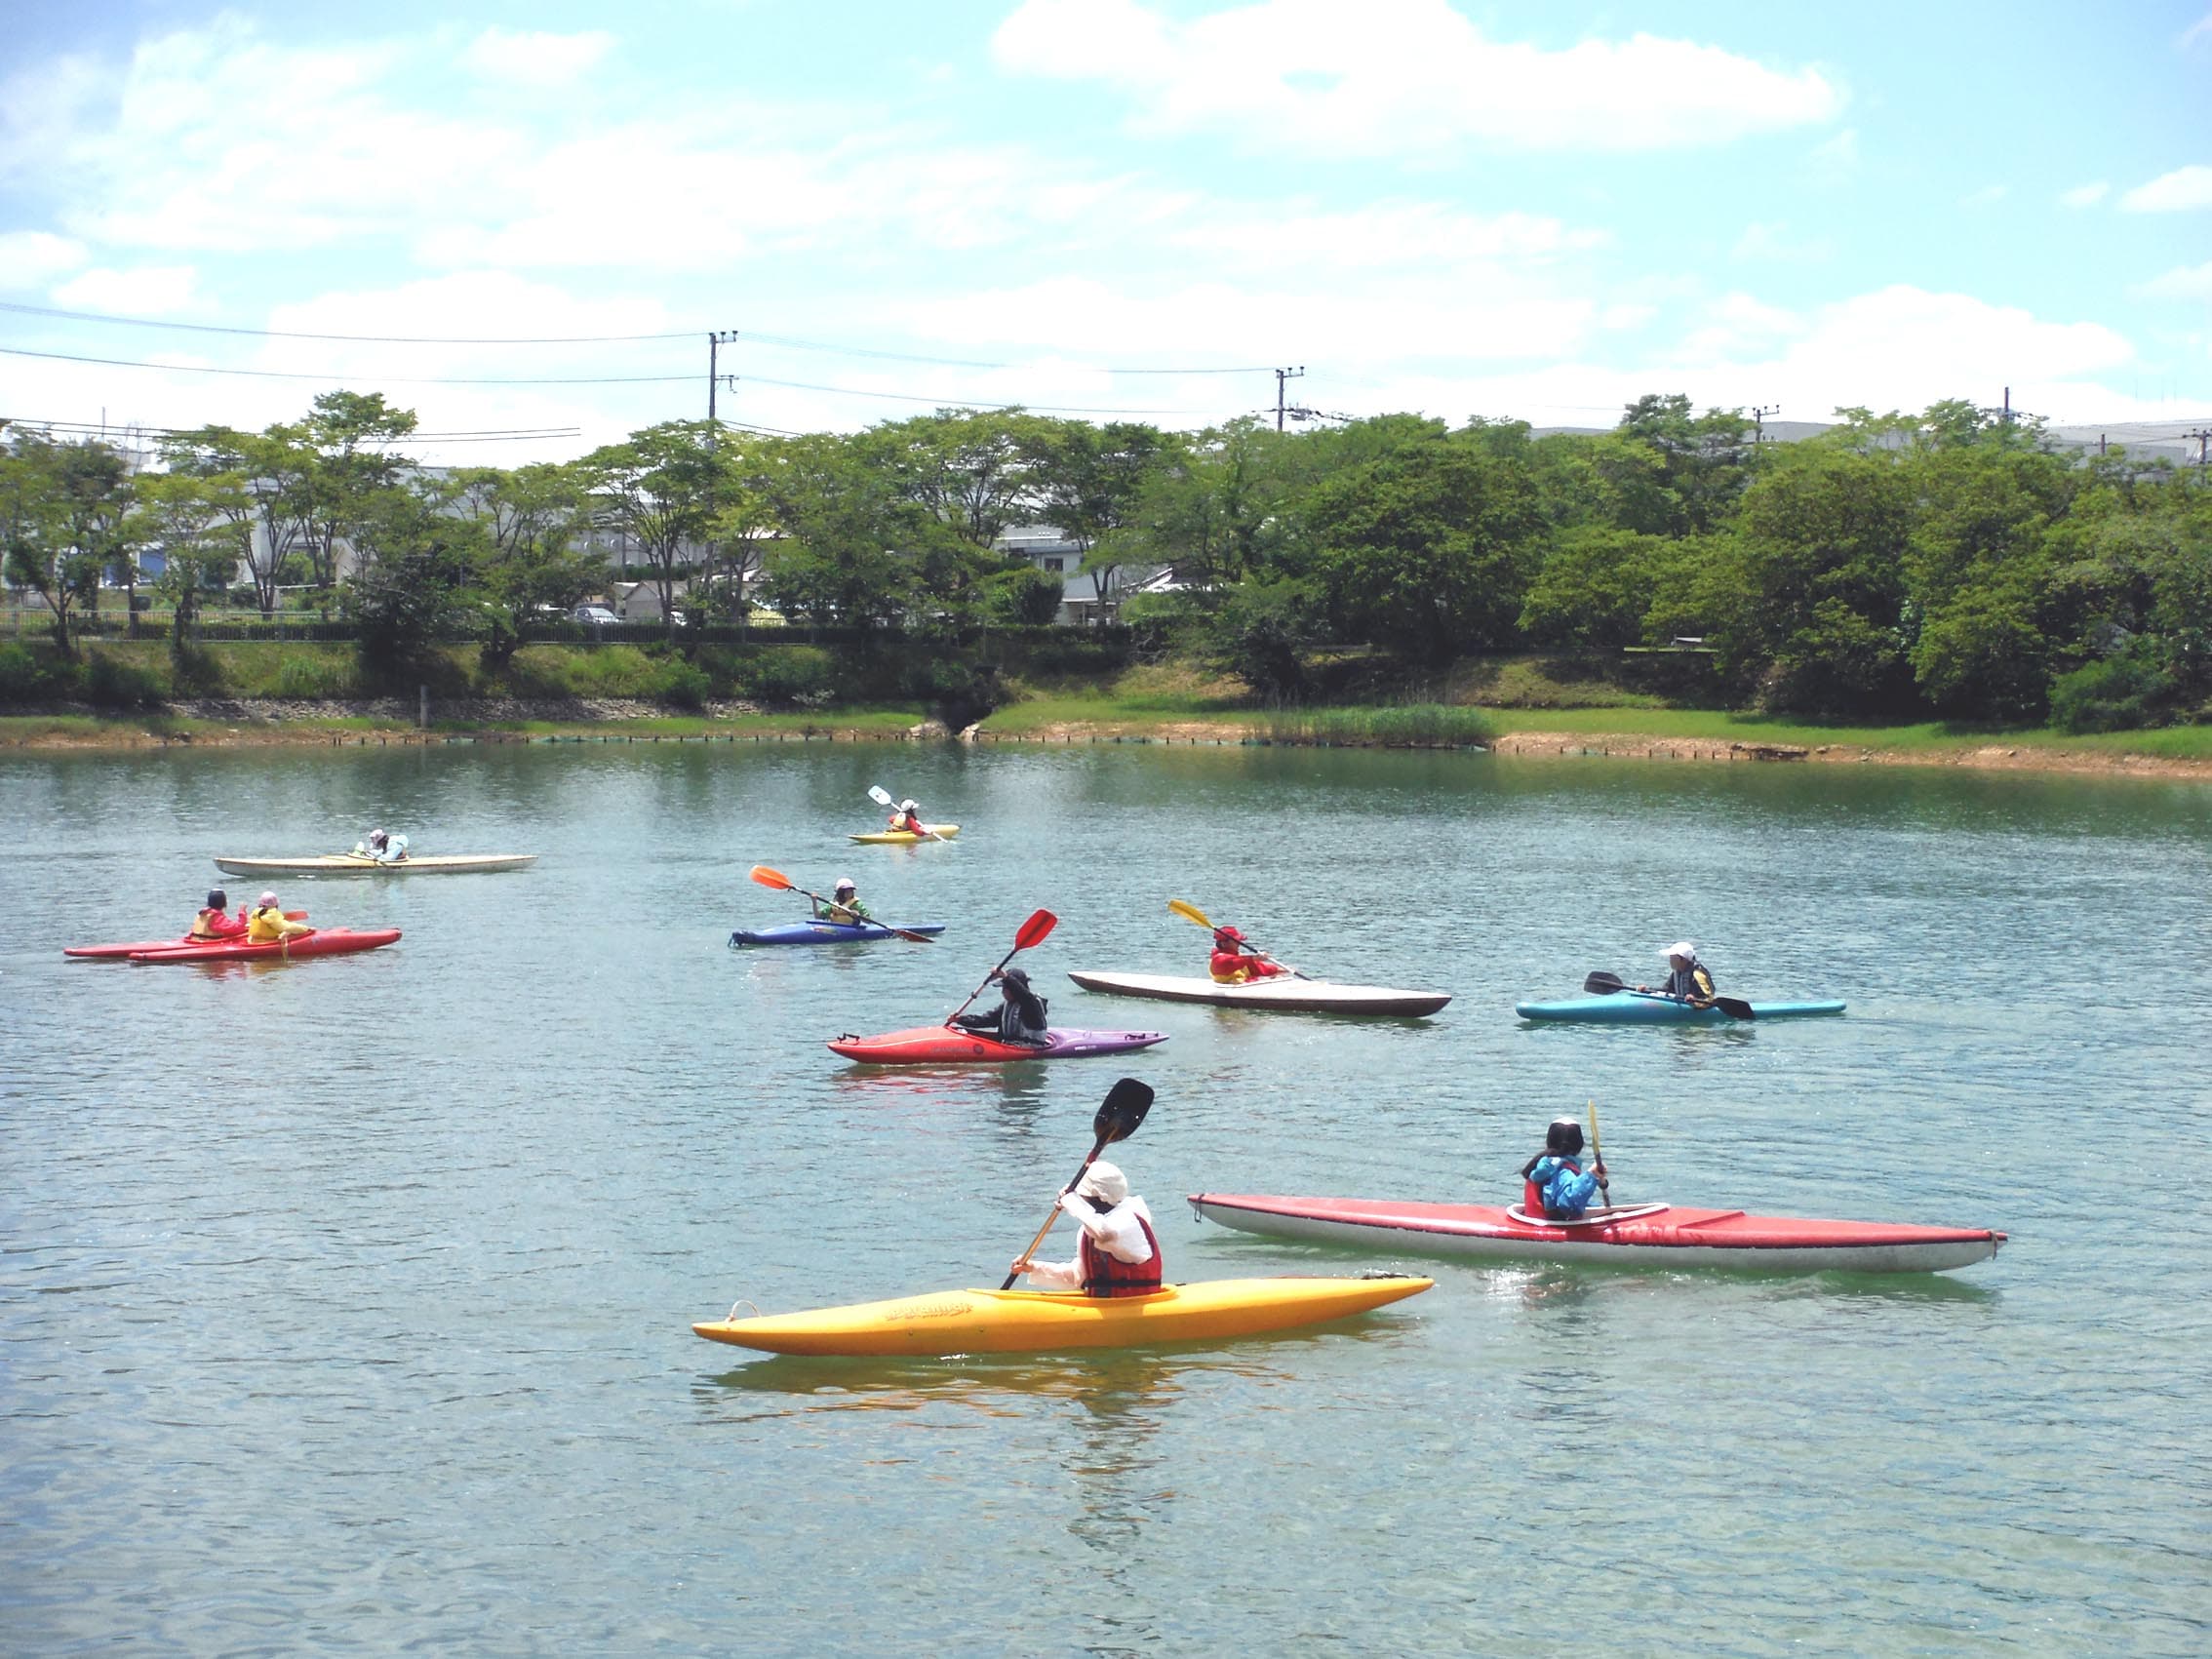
[
  {"left": 1067, "top": 969, "right": 1451, "bottom": 1017},
  {"left": 213, "top": 854, "right": 537, "bottom": 876}
]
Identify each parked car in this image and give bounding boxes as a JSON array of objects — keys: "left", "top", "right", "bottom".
[{"left": 573, "top": 605, "right": 620, "bottom": 626}]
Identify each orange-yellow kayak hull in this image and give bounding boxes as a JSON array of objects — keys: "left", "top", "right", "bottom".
[{"left": 691, "top": 1275, "right": 1432, "bottom": 1357}]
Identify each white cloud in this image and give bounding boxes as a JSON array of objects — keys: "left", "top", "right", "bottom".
[
  {"left": 2183, "top": 12, "right": 2212, "bottom": 49},
  {"left": 1166, "top": 203, "right": 1606, "bottom": 270},
  {"left": 991, "top": 0, "right": 1845, "bottom": 153},
  {"left": 1960, "top": 183, "right": 2006, "bottom": 207},
  {"left": 2138, "top": 261, "right": 2212, "bottom": 301},
  {"left": 461, "top": 27, "right": 615, "bottom": 87},
  {"left": 1732, "top": 220, "right": 1834, "bottom": 262},
  {"left": 51, "top": 264, "right": 201, "bottom": 315},
  {"left": 0, "top": 230, "right": 89, "bottom": 290},
  {"left": 2059, "top": 181, "right": 2109, "bottom": 209},
  {"left": 2119, "top": 164, "right": 2212, "bottom": 212}
]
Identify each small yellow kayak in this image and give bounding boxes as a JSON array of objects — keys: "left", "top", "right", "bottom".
[
  {"left": 848, "top": 824, "right": 960, "bottom": 845},
  {"left": 692, "top": 1275, "right": 1432, "bottom": 1357}
]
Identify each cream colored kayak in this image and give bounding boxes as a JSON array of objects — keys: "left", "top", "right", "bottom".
[
  {"left": 691, "top": 1275, "right": 1433, "bottom": 1356},
  {"left": 1068, "top": 969, "right": 1451, "bottom": 1017},
  {"left": 213, "top": 853, "right": 537, "bottom": 876}
]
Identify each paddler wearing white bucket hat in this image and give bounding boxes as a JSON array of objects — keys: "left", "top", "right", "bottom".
[
  {"left": 1639, "top": 940, "right": 1716, "bottom": 1007},
  {"left": 1007, "top": 1158, "right": 1164, "bottom": 1297}
]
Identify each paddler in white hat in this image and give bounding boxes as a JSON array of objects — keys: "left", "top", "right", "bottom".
[
  {"left": 1639, "top": 941, "right": 1716, "bottom": 1007},
  {"left": 1008, "top": 1159, "right": 1163, "bottom": 1298}
]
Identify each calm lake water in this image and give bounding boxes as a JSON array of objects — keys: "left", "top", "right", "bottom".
[{"left": 4, "top": 741, "right": 2209, "bottom": 1655}]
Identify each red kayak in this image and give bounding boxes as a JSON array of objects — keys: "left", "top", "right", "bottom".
[
  {"left": 67, "top": 913, "right": 309, "bottom": 958},
  {"left": 828, "top": 1025, "right": 1169, "bottom": 1064},
  {"left": 126, "top": 928, "right": 402, "bottom": 965},
  {"left": 1187, "top": 1193, "right": 2005, "bottom": 1274}
]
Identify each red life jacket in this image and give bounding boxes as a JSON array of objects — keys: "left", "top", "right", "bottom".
[{"left": 1079, "top": 1210, "right": 1163, "bottom": 1297}]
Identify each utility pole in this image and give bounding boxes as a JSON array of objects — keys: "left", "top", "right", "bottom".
[
  {"left": 2185, "top": 427, "right": 2212, "bottom": 471},
  {"left": 1749, "top": 404, "right": 1779, "bottom": 454},
  {"left": 707, "top": 331, "right": 740, "bottom": 444},
  {"left": 1274, "top": 366, "right": 1304, "bottom": 432}
]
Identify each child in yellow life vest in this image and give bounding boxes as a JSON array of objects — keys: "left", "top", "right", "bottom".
[{"left": 247, "top": 890, "right": 313, "bottom": 943}]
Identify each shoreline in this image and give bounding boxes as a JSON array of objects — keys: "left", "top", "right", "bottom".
[{"left": 5, "top": 700, "right": 2210, "bottom": 781}]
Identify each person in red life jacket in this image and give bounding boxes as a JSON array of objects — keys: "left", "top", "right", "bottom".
[
  {"left": 1520, "top": 1118, "right": 1608, "bottom": 1220},
  {"left": 1008, "top": 1159, "right": 1163, "bottom": 1298},
  {"left": 189, "top": 888, "right": 249, "bottom": 941},
  {"left": 889, "top": 798, "right": 926, "bottom": 835},
  {"left": 1208, "top": 925, "right": 1290, "bottom": 984}
]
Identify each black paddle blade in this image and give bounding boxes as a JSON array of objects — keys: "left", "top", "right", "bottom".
[
  {"left": 1092, "top": 1078, "right": 1154, "bottom": 1144},
  {"left": 1583, "top": 971, "right": 1628, "bottom": 995},
  {"left": 1715, "top": 996, "right": 1757, "bottom": 1020}
]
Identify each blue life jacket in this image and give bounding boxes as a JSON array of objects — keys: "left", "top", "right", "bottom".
[{"left": 1523, "top": 1155, "right": 1601, "bottom": 1220}]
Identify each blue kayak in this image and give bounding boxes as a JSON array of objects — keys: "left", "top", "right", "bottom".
[
  {"left": 730, "top": 920, "right": 946, "bottom": 947},
  {"left": 1515, "top": 990, "right": 1845, "bottom": 1024}
]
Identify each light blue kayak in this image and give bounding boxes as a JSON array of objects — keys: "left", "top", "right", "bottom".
[
  {"left": 1515, "top": 990, "right": 1845, "bottom": 1024},
  {"left": 730, "top": 920, "right": 946, "bottom": 947}
]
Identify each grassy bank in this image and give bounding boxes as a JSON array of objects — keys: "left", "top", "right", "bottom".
[{"left": 7, "top": 647, "right": 2210, "bottom": 774}]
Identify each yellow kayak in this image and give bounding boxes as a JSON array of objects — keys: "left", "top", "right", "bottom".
[
  {"left": 848, "top": 824, "right": 960, "bottom": 845},
  {"left": 692, "top": 1275, "right": 1431, "bottom": 1356}
]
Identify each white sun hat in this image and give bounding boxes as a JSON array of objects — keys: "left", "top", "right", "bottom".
[
  {"left": 1074, "top": 1161, "right": 1128, "bottom": 1205},
  {"left": 1659, "top": 940, "right": 1698, "bottom": 961}
]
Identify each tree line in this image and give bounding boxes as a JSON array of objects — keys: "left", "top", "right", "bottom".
[{"left": 4, "top": 391, "right": 2206, "bottom": 730}]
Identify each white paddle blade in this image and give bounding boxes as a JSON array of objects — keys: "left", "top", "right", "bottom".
[{"left": 868, "top": 785, "right": 894, "bottom": 806}]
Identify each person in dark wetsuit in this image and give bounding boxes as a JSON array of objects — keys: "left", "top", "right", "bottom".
[
  {"left": 1520, "top": 1117, "right": 1609, "bottom": 1220},
  {"left": 954, "top": 965, "right": 1050, "bottom": 1046}
]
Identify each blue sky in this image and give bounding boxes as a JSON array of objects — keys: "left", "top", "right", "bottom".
[{"left": 1, "top": 0, "right": 2207, "bottom": 464}]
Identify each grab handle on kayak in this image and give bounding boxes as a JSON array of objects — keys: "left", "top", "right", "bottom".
[{"left": 725, "top": 1299, "right": 761, "bottom": 1323}]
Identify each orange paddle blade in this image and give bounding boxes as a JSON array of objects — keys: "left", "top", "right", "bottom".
[{"left": 749, "top": 865, "right": 794, "bottom": 890}]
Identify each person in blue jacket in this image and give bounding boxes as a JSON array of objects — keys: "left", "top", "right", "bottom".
[{"left": 1520, "top": 1118, "right": 1608, "bottom": 1220}]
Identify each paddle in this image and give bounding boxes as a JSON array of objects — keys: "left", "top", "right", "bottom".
[
  {"left": 945, "top": 907, "right": 1057, "bottom": 1025},
  {"left": 867, "top": 783, "right": 950, "bottom": 842},
  {"left": 747, "top": 865, "right": 936, "bottom": 944},
  {"left": 1165, "top": 898, "right": 1312, "bottom": 980},
  {"left": 1588, "top": 1100, "right": 1614, "bottom": 1207},
  {"left": 1582, "top": 969, "right": 1756, "bottom": 1022},
  {"left": 1001, "top": 1077, "right": 1155, "bottom": 1289}
]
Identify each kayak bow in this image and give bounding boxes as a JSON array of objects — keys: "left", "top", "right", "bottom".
[{"left": 691, "top": 1275, "right": 1433, "bottom": 1356}]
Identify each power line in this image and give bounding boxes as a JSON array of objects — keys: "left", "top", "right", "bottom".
[
  {"left": 0, "top": 299, "right": 689, "bottom": 345},
  {"left": 0, "top": 344, "right": 695, "bottom": 386},
  {"left": 0, "top": 298, "right": 1279, "bottom": 374}
]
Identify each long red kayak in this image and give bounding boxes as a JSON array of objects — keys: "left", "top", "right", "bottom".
[
  {"left": 1187, "top": 1193, "right": 2005, "bottom": 1274},
  {"left": 828, "top": 1025, "right": 1168, "bottom": 1063},
  {"left": 67, "top": 913, "right": 309, "bottom": 958},
  {"left": 126, "top": 928, "right": 402, "bottom": 965}
]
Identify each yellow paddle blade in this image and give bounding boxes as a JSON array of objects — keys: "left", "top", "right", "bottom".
[
  {"left": 749, "top": 865, "right": 794, "bottom": 890},
  {"left": 1167, "top": 898, "right": 1212, "bottom": 929}
]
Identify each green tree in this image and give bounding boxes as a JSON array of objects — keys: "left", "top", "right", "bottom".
[
  {"left": 1302, "top": 434, "right": 1546, "bottom": 661},
  {"left": 300, "top": 390, "right": 419, "bottom": 592},
  {"left": 127, "top": 471, "right": 242, "bottom": 651},
  {"left": 576, "top": 420, "right": 724, "bottom": 642},
  {"left": 440, "top": 463, "right": 601, "bottom": 670},
  {"left": 339, "top": 489, "right": 477, "bottom": 685},
  {"left": 1, "top": 430, "right": 134, "bottom": 654},
  {"left": 1517, "top": 527, "right": 1677, "bottom": 653}
]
